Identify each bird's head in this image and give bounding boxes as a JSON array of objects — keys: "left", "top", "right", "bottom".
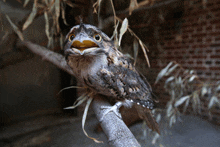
[{"left": 64, "top": 24, "right": 113, "bottom": 57}]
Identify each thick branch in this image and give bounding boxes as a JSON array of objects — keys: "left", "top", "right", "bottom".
[
  {"left": 92, "top": 95, "right": 141, "bottom": 147},
  {"left": 20, "top": 41, "right": 75, "bottom": 76},
  {"left": 20, "top": 41, "right": 140, "bottom": 147}
]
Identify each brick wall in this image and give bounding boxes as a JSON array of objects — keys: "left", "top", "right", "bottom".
[{"left": 126, "top": 0, "right": 220, "bottom": 125}]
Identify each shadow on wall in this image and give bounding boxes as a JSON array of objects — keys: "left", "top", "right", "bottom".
[
  {"left": 0, "top": 1, "right": 62, "bottom": 126},
  {"left": 0, "top": 56, "right": 61, "bottom": 125}
]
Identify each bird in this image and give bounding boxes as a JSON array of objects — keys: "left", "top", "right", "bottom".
[{"left": 64, "top": 23, "right": 160, "bottom": 134}]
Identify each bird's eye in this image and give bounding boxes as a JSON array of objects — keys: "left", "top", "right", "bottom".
[
  {"left": 68, "top": 34, "right": 75, "bottom": 41},
  {"left": 93, "top": 34, "right": 102, "bottom": 42}
]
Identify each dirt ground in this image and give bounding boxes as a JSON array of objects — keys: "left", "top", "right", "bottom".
[{"left": 0, "top": 111, "right": 219, "bottom": 147}]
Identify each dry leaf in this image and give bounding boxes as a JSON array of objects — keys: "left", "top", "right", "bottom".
[
  {"left": 155, "top": 62, "right": 173, "bottom": 83},
  {"left": 118, "top": 18, "right": 128, "bottom": 46},
  {"left": 111, "top": 20, "right": 119, "bottom": 39},
  {"left": 55, "top": 0, "right": 60, "bottom": 32},
  {"left": 61, "top": 3, "right": 68, "bottom": 25},
  {"left": 44, "top": 0, "right": 49, "bottom": 5},
  {"left": 174, "top": 95, "right": 190, "bottom": 107},
  {"left": 175, "top": 34, "right": 182, "bottom": 41},
  {"left": 64, "top": 93, "right": 87, "bottom": 109},
  {"left": 5, "top": 15, "right": 24, "bottom": 41},
  {"left": 66, "top": 1, "right": 77, "bottom": 7},
  {"left": 60, "top": 33, "right": 64, "bottom": 49},
  {"left": 129, "top": 0, "right": 138, "bottom": 15},
  {"left": 166, "top": 64, "right": 179, "bottom": 75},
  {"left": 152, "top": 133, "right": 160, "bottom": 144},
  {"left": 58, "top": 86, "right": 85, "bottom": 95},
  {"left": 133, "top": 38, "right": 139, "bottom": 65},
  {"left": 109, "top": 0, "right": 116, "bottom": 26},
  {"left": 208, "top": 96, "right": 220, "bottom": 109},
  {"left": 93, "top": 0, "right": 102, "bottom": 13},
  {"left": 23, "top": 0, "right": 30, "bottom": 7},
  {"left": 22, "top": 0, "right": 38, "bottom": 31},
  {"left": 189, "top": 75, "right": 197, "bottom": 82},
  {"left": 139, "top": 40, "right": 150, "bottom": 67},
  {"left": 138, "top": 0, "right": 151, "bottom": 7},
  {"left": 183, "top": 98, "right": 190, "bottom": 112},
  {"left": 44, "top": 11, "right": 50, "bottom": 40},
  {"left": 165, "top": 76, "right": 175, "bottom": 85},
  {"left": 82, "top": 96, "right": 103, "bottom": 143}
]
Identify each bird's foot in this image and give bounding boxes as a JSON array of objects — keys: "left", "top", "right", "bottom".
[{"left": 100, "top": 102, "right": 123, "bottom": 122}]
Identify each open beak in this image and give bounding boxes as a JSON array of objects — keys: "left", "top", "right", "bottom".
[{"left": 71, "top": 40, "right": 99, "bottom": 53}]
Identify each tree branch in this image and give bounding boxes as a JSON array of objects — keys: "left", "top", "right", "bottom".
[
  {"left": 115, "top": 0, "right": 179, "bottom": 15},
  {"left": 20, "top": 41, "right": 141, "bottom": 147},
  {"left": 92, "top": 95, "right": 141, "bottom": 147},
  {"left": 19, "top": 41, "right": 75, "bottom": 76}
]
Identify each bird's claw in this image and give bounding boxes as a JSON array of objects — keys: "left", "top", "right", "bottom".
[{"left": 100, "top": 102, "right": 122, "bottom": 122}]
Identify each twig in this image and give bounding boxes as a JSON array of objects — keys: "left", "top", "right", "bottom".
[
  {"left": 20, "top": 41, "right": 141, "bottom": 147},
  {"left": 115, "top": 0, "right": 179, "bottom": 15}
]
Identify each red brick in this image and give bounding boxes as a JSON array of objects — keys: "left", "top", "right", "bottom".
[
  {"left": 180, "top": 50, "right": 187, "bottom": 54},
  {"left": 191, "top": 22, "right": 199, "bottom": 27},
  {"left": 209, "top": 31, "right": 220, "bottom": 36},
  {"left": 187, "top": 17, "right": 199, "bottom": 23},
  {"left": 211, "top": 7, "right": 220, "bottom": 12},
  {"left": 182, "top": 34, "right": 189, "bottom": 39},
  {"left": 192, "top": 0, "right": 202, "bottom": 5},
  {"left": 197, "top": 50, "right": 203, "bottom": 54},
  {"left": 210, "top": 55, "right": 220, "bottom": 58},
  {"left": 210, "top": 67, "right": 220, "bottom": 70},
  {"left": 188, "top": 39, "right": 194, "bottom": 43},
  {"left": 192, "top": 44, "right": 207, "bottom": 48},
  {"left": 191, "top": 10, "right": 207, "bottom": 16},
  {"left": 215, "top": 12, "right": 220, "bottom": 17},
  {"left": 192, "top": 55, "right": 207, "bottom": 58},
  {"left": 206, "top": 2, "right": 214, "bottom": 7},
  {"left": 215, "top": 61, "right": 220, "bottom": 64},
  {"left": 163, "top": 46, "right": 174, "bottom": 50},
  {"left": 197, "top": 61, "right": 203, "bottom": 64},
  {"left": 189, "top": 50, "right": 195, "bottom": 54},
  {"left": 180, "top": 60, "right": 186, "bottom": 64},
  {"left": 200, "top": 21, "right": 207, "bottom": 26},
  {"left": 205, "top": 60, "right": 212, "bottom": 65},
  {"left": 191, "top": 66, "right": 207, "bottom": 70},
  {"left": 188, "top": 61, "right": 194, "bottom": 64},
  {"left": 206, "top": 49, "right": 213, "bottom": 53},
  {"left": 206, "top": 38, "right": 212, "bottom": 43},
  {"left": 210, "top": 43, "right": 220, "bottom": 47},
  {"left": 216, "top": 24, "right": 220, "bottom": 30},
  {"left": 197, "top": 26, "right": 203, "bottom": 32},
  {"left": 210, "top": 19, "right": 220, "bottom": 24},
  {"left": 196, "top": 38, "right": 203, "bottom": 42},
  {"left": 206, "top": 25, "right": 212, "bottom": 31},
  {"left": 192, "top": 33, "right": 207, "bottom": 38},
  {"left": 184, "top": 28, "right": 194, "bottom": 33}
]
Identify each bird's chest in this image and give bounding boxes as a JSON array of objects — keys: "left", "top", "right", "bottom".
[{"left": 67, "top": 55, "right": 108, "bottom": 83}]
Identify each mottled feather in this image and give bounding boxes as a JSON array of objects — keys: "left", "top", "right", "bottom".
[{"left": 64, "top": 23, "right": 159, "bottom": 133}]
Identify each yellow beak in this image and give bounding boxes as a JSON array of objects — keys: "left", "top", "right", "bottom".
[{"left": 71, "top": 40, "right": 98, "bottom": 53}]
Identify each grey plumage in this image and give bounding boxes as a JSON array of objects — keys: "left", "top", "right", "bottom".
[{"left": 64, "top": 23, "right": 159, "bottom": 133}]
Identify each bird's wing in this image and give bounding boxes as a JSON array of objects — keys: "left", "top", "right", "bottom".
[
  {"left": 83, "top": 55, "right": 160, "bottom": 133},
  {"left": 84, "top": 55, "right": 156, "bottom": 109}
]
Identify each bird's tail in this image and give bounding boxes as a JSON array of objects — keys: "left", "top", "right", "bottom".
[{"left": 134, "top": 105, "right": 160, "bottom": 134}]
